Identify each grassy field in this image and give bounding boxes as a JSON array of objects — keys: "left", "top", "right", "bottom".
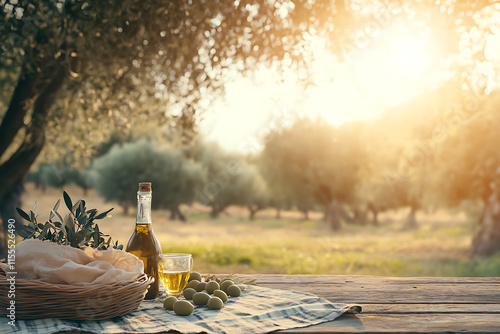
[{"left": 20, "top": 184, "right": 500, "bottom": 276}]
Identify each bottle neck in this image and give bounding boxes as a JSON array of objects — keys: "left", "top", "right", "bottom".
[{"left": 136, "top": 191, "right": 152, "bottom": 224}]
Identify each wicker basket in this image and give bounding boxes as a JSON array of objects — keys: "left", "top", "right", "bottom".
[{"left": 0, "top": 271, "right": 154, "bottom": 320}]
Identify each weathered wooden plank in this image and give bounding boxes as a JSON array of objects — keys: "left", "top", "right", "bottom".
[
  {"left": 245, "top": 275, "right": 500, "bottom": 285},
  {"left": 250, "top": 275, "right": 500, "bottom": 305},
  {"left": 252, "top": 281, "right": 500, "bottom": 304},
  {"left": 280, "top": 313, "right": 500, "bottom": 333},
  {"left": 258, "top": 282, "right": 500, "bottom": 292},
  {"left": 347, "top": 303, "right": 500, "bottom": 314}
]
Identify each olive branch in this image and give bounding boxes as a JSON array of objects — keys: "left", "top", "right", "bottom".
[{"left": 16, "top": 191, "right": 122, "bottom": 250}]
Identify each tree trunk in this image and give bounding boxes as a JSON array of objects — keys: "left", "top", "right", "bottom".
[
  {"left": 176, "top": 206, "right": 187, "bottom": 222},
  {"left": 210, "top": 203, "right": 226, "bottom": 218},
  {"left": 0, "top": 180, "right": 25, "bottom": 257},
  {"left": 0, "top": 64, "right": 66, "bottom": 200},
  {"left": 325, "top": 200, "right": 342, "bottom": 231},
  {"left": 122, "top": 202, "right": 130, "bottom": 215},
  {"left": 210, "top": 205, "right": 218, "bottom": 218},
  {"left": 471, "top": 188, "right": 500, "bottom": 256},
  {"left": 0, "top": 125, "right": 45, "bottom": 202},
  {"left": 276, "top": 207, "right": 281, "bottom": 219},
  {"left": 368, "top": 203, "right": 380, "bottom": 226},
  {"left": 0, "top": 63, "right": 66, "bottom": 258},
  {"left": 322, "top": 207, "right": 328, "bottom": 221},
  {"left": 0, "top": 65, "right": 40, "bottom": 160},
  {"left": 351, "top": 207, "right": 368, "bottom": 225},
  {"left": 405, "top": 206, "right": 418, "bottom": 229},
  {"left": 372, "top": 210, "right": 379, "bottom": 226},
  {"left": 170, "top": 206, "right": 186, "bottom": 222},
  {"left": 351, "top": 208, "right": 360, "bottom": 224},
  {"left": 338, "top": 205, "right": 354, "bottom": 223},
  {"left": 249, "top": 207, "right": 256, "bottom": 220},
  {"left": 248, "top": 204, "right": 263, "bottom": 220},
  {"left": 302, "top": 209, "right": 309, "bottom": 220},
  {"left": 360, "top": 210, "right": 368, "bottom": 225}
]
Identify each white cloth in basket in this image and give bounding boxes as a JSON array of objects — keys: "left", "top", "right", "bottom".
[{"left": 2, "top": 239, "right": 143, "bottom": 285}]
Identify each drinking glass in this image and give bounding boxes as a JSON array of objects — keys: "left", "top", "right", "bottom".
[{"left": 159, "top": 253, "right": 193, "bottom": 296}]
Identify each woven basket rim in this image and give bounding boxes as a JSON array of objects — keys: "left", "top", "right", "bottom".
[{"left": 0, "top": 271, "right": 153, "bottom": 289}]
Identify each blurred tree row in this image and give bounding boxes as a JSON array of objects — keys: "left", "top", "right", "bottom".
[
  {"left": 28, "top": 138, "right": 270, "bottom": 221},
  {"left": 260, "top": 89, "right": 500, "bottom": 257},
  {"left": 28, "top": 162, "right": 94, "bottom": 194},
  {"left": 26, "top": 89, "right": 500, "bottom": 257}
]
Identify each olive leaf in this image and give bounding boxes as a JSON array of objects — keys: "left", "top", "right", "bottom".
[
  {"left": 95, "top": 208, "right": 113, "bottom": 220},
  {"left": 16, "top": 192, "right": 122, "bottom": 251},
  {"left": 52, "top": 210, "right": 64, "bottom": 224},
  {"left": 63, "top": 213, "right": 75, "bottom": 234},
  {"left": 63, "top": 191, "right": 73, "bottom": 212},
  {"left": 53, "top": 199, "right": 61, "bottom": 212},
  {"left": 16, "top": 208, "right": 31, "bottom": 222}
]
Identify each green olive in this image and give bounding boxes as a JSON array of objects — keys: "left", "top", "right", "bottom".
[
  {"left": 213, "top": 289, "right": 228, "bottom": 303},
  {"left": 187, "top": 280, "right": 200, "bottom": 290},
  {"left": 220, "top": 280, "right": 234, "bottom": 293},
  {"left": 192, "top": 292, "right": 211, "bottom": 305},
  {"left": 189, "top": 271, "right": 202, "bottom": 282},
  {"left": 163, "top": 296, "right": 178, "bottom": 310},
  {"left": 182, "top": 287, "right": 197, "bottom": 300},
  {"left": 196, "top": 281, "right": 207, "bottom": 292},
  {"left": 207, "top": 296, "right": 223, "bottom": 310},
  {"left": 227, "top": 285, "right": 241, "bottom": 297},
  {"left": 205, "top": 281, "right": 220, "bottom": 294},
  {"left": 173, "top": 300, "right": 194, "bottom": 316}
]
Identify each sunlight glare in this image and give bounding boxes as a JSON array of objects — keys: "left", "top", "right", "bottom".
[
  {"left": 390, "top": 39, "right": 432, "bottom": 76},
  {"left": 201, "top": 24, "right": 441, "bottom": 152},
  {"left": 485, "top": 33, "right": 500, "bottom": 62}
]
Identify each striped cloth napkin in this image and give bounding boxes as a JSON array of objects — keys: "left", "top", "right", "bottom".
[{"left": 3, "top": 285, "right": 361, "bottom": 334}]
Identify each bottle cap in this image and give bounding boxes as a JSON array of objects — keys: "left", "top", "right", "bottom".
[{"left": 138, "top": 182, "right": 152, "bottom": 192}]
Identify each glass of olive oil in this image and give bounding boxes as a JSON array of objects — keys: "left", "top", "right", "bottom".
[{"left": 159, "top": 253, "right": 193, "bottom": 296}]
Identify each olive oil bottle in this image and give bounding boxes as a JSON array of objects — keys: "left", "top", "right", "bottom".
[{"left": 126, "top": 182, "right": 162, "bottom": 299}]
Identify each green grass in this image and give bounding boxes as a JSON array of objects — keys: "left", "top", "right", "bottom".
[
  {"left": 168, "top": 246, "right": 500, "bottom": 276},
  {"left": 22, "top": 184, "right": 500, "bottom": 277},
  {"left": 158, "top": 210, "right": 500, "bottom": 277},
  {"left": 163, "top": 241, "right": 500, "bottom": 276}
]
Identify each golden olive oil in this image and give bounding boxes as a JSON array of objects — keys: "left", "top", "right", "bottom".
[
  {"left": 159, "top": 271, "right": 190, "bottom": 294},
  {"left": 126, "top": 183, "right": 162, "bottom": 300}
]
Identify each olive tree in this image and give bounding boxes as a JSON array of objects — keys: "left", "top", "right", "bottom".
[
  {"left": 92, "top": 140, "right": 206, "bottom": 221},
  {"left": 262, "top": 118, "right": 366, "bottom": 230},
  {"left": 431, "top": 92, "right": 500, "bottom": 256},
  {"left": 190, "top": 141, "right": 268, "bottom": 218}
]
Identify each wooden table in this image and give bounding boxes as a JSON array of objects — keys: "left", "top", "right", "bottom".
[
  {"left": 54, "top": 274, "right": 500, "bottom": 333},
  {"left": 248, "top": 275, "right": 500, "bottom": 333}
]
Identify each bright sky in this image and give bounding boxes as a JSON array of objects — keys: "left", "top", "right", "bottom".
[{"left": 199, "top": 18, "right": 498, "bottom": 153}]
